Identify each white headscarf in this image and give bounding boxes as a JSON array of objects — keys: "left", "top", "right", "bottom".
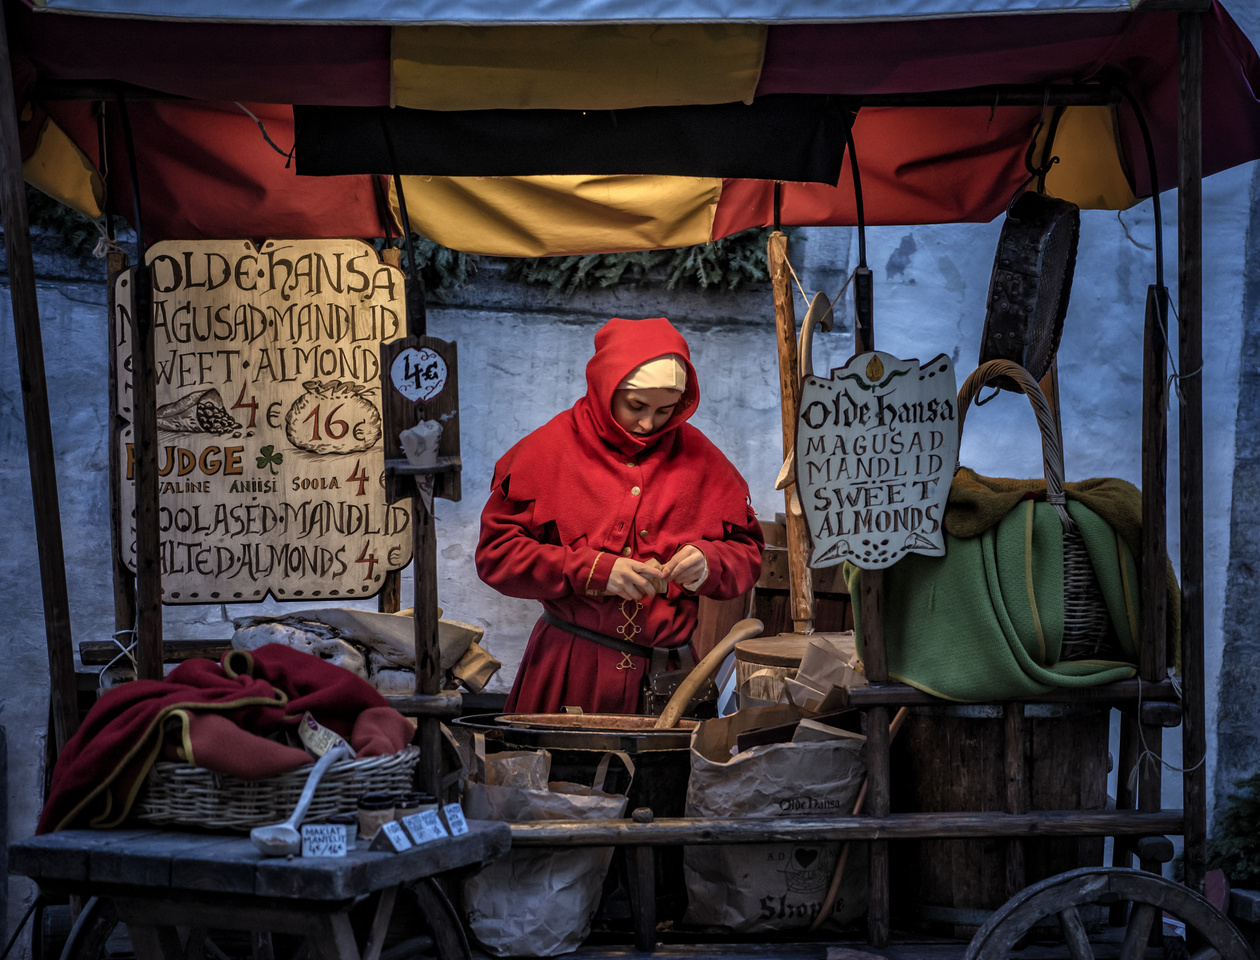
[{"left": 617, "top": 353, "right": 687, "bottom": 392}]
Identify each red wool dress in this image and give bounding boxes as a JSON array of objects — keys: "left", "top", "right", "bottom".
[{"left": 476, "top": 316, "right": 764, "bottom": 715}]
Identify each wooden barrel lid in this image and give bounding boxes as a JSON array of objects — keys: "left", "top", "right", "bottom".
[{"left": 734, "top": 635, "right": 813, "bottom": 667}]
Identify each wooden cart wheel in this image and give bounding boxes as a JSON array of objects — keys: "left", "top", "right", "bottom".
[
  {"left": 56, "top": 898, "right": 120, "bottom": 960},
  {"left": 965, "top": 868, "right": 1256, "bottom": 960},
  {"left": 407, "top": 878, "right": 471, "bottom": 960}
]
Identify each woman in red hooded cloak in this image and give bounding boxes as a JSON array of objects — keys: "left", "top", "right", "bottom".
[{"left": 476, "top": 316, "right": 765, "bottom": 715}]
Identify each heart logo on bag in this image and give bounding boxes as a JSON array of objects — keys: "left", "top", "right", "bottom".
[{"left": 793, "top": 848, "right": 818, "bottom": 869}]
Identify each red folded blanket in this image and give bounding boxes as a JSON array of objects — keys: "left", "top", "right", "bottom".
[{"left": 39, "top": 644, "right": 414, "bottom": 833}]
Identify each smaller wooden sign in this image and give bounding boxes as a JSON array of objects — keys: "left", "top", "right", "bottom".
[
  {"left": 380, "top": 336, "right": 460, "bottom": 504},
  {"left": 301, "top": 823, "right": 347, "bottom": 858},
  {"left": 795, "top": 352, "right": 959, "bottom": 570},
  {"left": 402, "top": 809, "right": 449, "bottom": 845}
]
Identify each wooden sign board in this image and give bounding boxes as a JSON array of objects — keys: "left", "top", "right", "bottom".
[
  {"left": 380, "top": 336, "right": 461, "bottom": 505},
  {"left": 795, "top": 352, "right": 959, "bottom": 570},
  {"left": 114, "top": 239, "right": 413, "bottom": 604}
]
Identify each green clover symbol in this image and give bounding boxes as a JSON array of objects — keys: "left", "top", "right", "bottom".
[{"left": 257, "top": 445, "right": 284, "bottom": 475}]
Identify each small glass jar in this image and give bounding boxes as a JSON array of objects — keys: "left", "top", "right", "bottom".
[
  {"left": 357, "top": 794, "right": 395, "bottom": 841},
  {"left": 328, "top": 811, "right": 358, "bottom": 846}
]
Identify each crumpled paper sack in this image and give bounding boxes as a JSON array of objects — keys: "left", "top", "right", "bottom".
[
  {"left": 784, "top": 633, "right": 868, "bottom": 714},
  {"left": 684, "top": 704, "right": 867, "bottom": 932},
  {"left": 462, "top": 749, "right": 632, "bottom": 957}
]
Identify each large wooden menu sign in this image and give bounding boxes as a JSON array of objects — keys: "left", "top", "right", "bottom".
[
  {"left": 115, "top": 239, "right": 412, "bottom": 603},
  {"left": 795, "top": 351, "right": 959, "bottom": 571}
]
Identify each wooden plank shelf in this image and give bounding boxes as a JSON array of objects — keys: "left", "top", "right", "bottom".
[
  {"left": 508, "top": 810, "right": 1186, "bottom": 846},
  {"left": 10, "top": 821, "right": 511, "bottom": 902},
  {"left": 837, "top": 678, "right": 1180, "bottom": 709},
  {"left": 383, "top": 456, "right": 462, "bottom": 477}
]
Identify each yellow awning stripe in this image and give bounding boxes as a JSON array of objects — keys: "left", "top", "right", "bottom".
[
  {"left": 394, "top": 174, "right": 721, "bottom": 257},
  {"left": 1039, "top": 105, "right": 1140, "bottom": 210},
  {"left": 22, "top": 115, "right": 105, "bottom": 221},
  {"left": 391, "top": 24, "right": 767, "bottom": 111}
]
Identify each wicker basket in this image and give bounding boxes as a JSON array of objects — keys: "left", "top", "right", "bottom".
[
  {"left": 134, "top": 745, "right": 421, "bottom": 832},
  {"left": 957, "top": 359, "right": 1117, "bottom": 662}
]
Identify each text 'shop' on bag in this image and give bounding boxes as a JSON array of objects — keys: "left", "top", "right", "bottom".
[
  {"left": 845, "top": 359, "right": 1180, "bottom": 703},
  {"left": 461, "top": 741, "right": 634, "bottom": 957},
  {"left": 684, "top": 705, "right": 867, "bottom": 933}
]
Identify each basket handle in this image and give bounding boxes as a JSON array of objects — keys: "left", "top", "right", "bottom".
[{"left": 956, "top": 359, "right": 1075, "bottom": 533}]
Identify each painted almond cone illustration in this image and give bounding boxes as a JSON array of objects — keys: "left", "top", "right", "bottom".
[{"left": 155, "top": 388, "right": 241, "bottom": 434}]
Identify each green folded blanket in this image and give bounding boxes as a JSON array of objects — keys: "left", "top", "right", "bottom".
[{"left": 845, "top": 470, "right": 1180, "bottom": 702}]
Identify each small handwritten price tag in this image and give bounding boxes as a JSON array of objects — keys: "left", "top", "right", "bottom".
[
  {"left": 402, "top": 809, "right": 449, "bottom": 845},
  {"left": 441, "top": 803, "right": 469, "bottom": 836},
  {"left": 301, "top": 823, "right": 347, "bottom": 858},
  {"left": 391, "top": 347, "right": 448, "bottom": 403},
  {"left": 369, "top": 820, "right": 413, "bottom": 853}
]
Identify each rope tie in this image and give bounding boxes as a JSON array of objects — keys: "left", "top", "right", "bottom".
[
  {"left": 98, "top": 625, "right": 138, "bottom": 693},
  {"left": 1126, "top": 674, "right": 1205, "bottom": 796}
]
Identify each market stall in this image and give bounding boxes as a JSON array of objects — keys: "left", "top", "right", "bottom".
[{"left": 4, "top": 0, "right": 1260, "bottom": 957}]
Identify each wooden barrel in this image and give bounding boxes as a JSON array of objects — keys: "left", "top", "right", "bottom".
[
  {"left": 888, "top": 702, "right": 1110, "bottom": 939},
  {"left": 734, "top": 632, "right": 856, "bottom": 705}
]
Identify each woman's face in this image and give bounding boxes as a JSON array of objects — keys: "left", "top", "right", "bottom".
[{"left": 611, "top": 387, "right": 683, "bottom": 437}]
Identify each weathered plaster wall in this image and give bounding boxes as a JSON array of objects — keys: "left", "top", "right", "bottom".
[{"left": 3, "top": 104, "right": 1259, "bottom": 944}]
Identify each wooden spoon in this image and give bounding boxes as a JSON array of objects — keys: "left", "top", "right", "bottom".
[{"left": 251, "top": 745, "right": 351, "bottom": 857}]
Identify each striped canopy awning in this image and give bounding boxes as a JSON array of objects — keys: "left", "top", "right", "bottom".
[{"left": 9, "top": 0, "right": 1260, "bottom": 254}]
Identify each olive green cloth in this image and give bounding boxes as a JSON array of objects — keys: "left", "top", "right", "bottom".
[
  {"left": 845, "top": 471, "right": 1180, "bottom": 702},
  {"left": 947, "top": 469, "right": 1181, "bottom": 662}
]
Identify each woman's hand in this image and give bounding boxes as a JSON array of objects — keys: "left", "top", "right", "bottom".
[
  {"left": 661, "top": 544, "right": 708, "bottom": 591},
  {"left": 606, "top": 557, "right": 661, "bottom": 601}
]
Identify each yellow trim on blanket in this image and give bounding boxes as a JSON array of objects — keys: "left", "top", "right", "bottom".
[
  {"left": 1023, "top": 501, "right": 1047, "bottom": 663},
  {"left": 57, "top": 693, "right": 289, "bottom": 832}
]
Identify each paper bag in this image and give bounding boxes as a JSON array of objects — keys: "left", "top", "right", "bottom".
[
  {"left": 462, "top": 746, "right": 634, "bottom": 957},
  {"left": 683, "top": 705, "right": 867, "bottom": 932}
]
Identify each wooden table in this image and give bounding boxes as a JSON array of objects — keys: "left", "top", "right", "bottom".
[{"left": 9, "top": 822, "right": 511, "bottom": 960}]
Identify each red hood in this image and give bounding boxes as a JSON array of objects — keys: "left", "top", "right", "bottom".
[{"left": 579, "top": 316, "right": 700, "bottom": 458}]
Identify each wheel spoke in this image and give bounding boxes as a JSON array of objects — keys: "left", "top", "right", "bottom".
[
  {"left": 1189, "top": 947, "right": 1222, "bottom": 960},
  {"left": 201, "top": 934, "right": 231, "bottom": 960},
  {"left": 1121, "top": 902, "right": 1159, "bottom": 960},
  {"left": 1058, "top": 906, "right": 1095, "bottom": 960}
]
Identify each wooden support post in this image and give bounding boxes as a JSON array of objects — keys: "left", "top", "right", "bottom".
[
  {"left": 107, "top": 249, "right": 137, "bottom": 640},
  {"left": 1139, "top": 282, "right": 1171, "bottom": 881},
  {"left": 128, "top": 264, "right": 164, "bottom": 681},
  {"left": 860, "top": 569, "right": 890, "bottom": 946},
  {"left": 1003, "top": 704, "right": 1028, "bottom": 901},
  {"left": 628, "top": 808, "right": 657, "bottom": 952},
  {"left": 377, "top": 571, "right": 401, "bottom": 614},
  {"left": 0, "top": 13, "right": 79, "bottom": 749},
  {"left": 768, "top": 231, "right": 814, "bottom": 631},
  {"left": 1178, "top": 8, "right": 1207, "bottom": 896},
  {"left": 395, "top": 260, "right": 443, "bottom": 798},
  {"left": 1141, "top": 285, "right": 1169, "bottom": 684},
  {"left": 848, "top": 278, "right": 890, "bottom": 947},
  {"left": 1110, "top": 712, "right": 1141, "bottom": 925},
  {"left": 413, "top": 483, "right": 442, "bottom": 798}
]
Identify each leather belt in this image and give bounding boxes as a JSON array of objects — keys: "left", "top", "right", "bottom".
[{"left": 540, "top": 609, "right": 685, "bottom": 660}]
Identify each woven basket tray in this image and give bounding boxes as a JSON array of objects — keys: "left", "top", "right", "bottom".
[{"left": 134, "top": 745, "right": 421, "bottom": 832}]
